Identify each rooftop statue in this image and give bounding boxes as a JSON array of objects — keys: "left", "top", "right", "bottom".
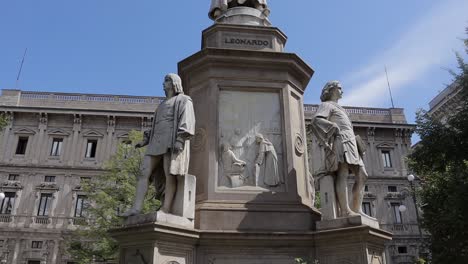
[{"left": 209, "top": 0, "right": 270, "bottom": 20}]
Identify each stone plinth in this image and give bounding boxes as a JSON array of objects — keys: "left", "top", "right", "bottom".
[
  {"left": 124, "top": 211, "right": 195, "bottom": 229},
  {"left": 172, "top": 174, "right": 196, "bottom": 220},
  {"left": 316, "top": 215, "right": 380, "bottom": 231},
  {"left": 315, "top": 225, "right": 392, "bottom": 264},
  {"left": 111, "top": 221, "right": 198, "bottom": 264},
  {"left": 179, "top": 23, "right": 320, "bottom": 232},
  {"left": 202, "top": 23, "right": 286, "bottom": 52}
]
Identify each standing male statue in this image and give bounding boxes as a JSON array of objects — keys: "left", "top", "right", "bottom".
[
  {"left": 311, "top": 81, "right": 368, "bottom": 217},
  {"left": 123, "top": 73, "right": 196, "bottom": 217},
  {"left": 209, "top": 0, "right": 269, "bottom": 20}
]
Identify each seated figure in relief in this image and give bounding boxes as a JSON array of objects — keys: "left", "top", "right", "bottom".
[
  {"left": 221, "top": 143, "right": 247, "bottom": 188},
  {"left": 209, "top": 0, "right": 270, "bottom": 20}
]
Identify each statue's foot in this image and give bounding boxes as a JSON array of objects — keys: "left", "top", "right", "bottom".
[
  {"left": 121, "top": 208, "right": 141, "bottom": 217},
  {"left": 343, "top": 210, "right": 360, "bottom": 217},
  {"left": 159, "top": 207, "right": 170, "bottom": 214}
]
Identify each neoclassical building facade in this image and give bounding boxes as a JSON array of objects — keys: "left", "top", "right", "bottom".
[{"left": 0, "top": 89, "right": 419, "bottom": 264}]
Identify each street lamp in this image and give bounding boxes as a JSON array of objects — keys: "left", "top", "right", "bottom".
[
  {"left": 398, "top": 204, "right": 407, "bottom": 213},
  {"left": 0, "top": 192, "right": 5, "bottom": 200},
  {"left": 407, "top": 174, "right": 424, "bottom": 257}
]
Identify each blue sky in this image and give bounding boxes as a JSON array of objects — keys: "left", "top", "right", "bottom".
[{"left": 1, "top": 0, "right": 467, "bottom": 126}]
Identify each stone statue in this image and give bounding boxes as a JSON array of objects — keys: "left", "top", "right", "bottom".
[
  {"left": 122, "top": 73, "right": 196, "bottom": 217},
  {"left": 310, "top": 81, "right": 368, "bottom": 217},
  {"left": 254, "top": 134, "right": 281, "bottom": 187},
  {"left": 209, "top": 0, "right": 270, "bottom": 20},
  {"left": 221, "top": 143, "right": 247, "bottom": 187}
]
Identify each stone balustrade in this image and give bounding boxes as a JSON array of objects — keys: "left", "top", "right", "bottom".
[{"left": 0, "top": 214, "right": 93, "bottom": 230}]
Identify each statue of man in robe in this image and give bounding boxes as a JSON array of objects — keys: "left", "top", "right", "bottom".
[
  {"left": 122, "top": 73, "right": 196, "bottom": 217},
  {"left": 310, "top": 81, "right": 368, "bottom": 217},
  {"left": 209, "top": 0, "right": 269, "bottom": 20}
]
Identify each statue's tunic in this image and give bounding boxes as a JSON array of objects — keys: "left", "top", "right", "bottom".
[
  {"left": 314, "top": 101, "right": 362, "bottom": 167},
  {"left": 146, "top": 94, "right": 195, "bottom": 176}
]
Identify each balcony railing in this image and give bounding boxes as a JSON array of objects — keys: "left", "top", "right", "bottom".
[
  {"left": 381, "top": 223, "right": 421, "bottom": 235},
  {"left": 0, "top": 214, "right": 97, "bottom": 230},
  {"left": 0, "top": 214, "right": 12, "bottom": 223}
]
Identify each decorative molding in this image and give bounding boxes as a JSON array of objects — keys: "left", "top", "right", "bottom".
[
  {"left": 13, "top": 127, "right": 36, "bottom": 135},
  {"left": 375, "top": 142, "right": 394, "bottom": 149},
  {"left": 47, "top": 128, "right": 71, "bottom": 136},
  {"left": 36, "top": 182, "right": 59, "bottom": 190},
  {"left": 82, "top": 130, "right": 104, "bottom": 138},
  {"left": 117, "top": 132, "right": 130, "bottom": 139},
  {"left": 294, "top": 133, "right": 305, "bottom": 156},
  {"left": 1, "top": 180, "right": 23, "bottom": 189}
]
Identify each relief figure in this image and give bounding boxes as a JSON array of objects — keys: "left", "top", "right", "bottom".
[
  {"left": 221, "top": 143, "right": 247, "bottom": 188},
  {"left": 254, "top": 134, "right": 282, "bottom": 187}
]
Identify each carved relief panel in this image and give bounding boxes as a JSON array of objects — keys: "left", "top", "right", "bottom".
[{"left": 218, "top": 90, "right": 284, "bottom": 191}]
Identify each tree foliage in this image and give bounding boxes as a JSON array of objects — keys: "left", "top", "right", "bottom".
[
  {"left": 0, "top": 113, "right": 9, "bottom": 130},
  {"left": 409, "top": 28, "right": 468, "bottom": 264},
  {"left": 67, "top": 130, "right": 160, "bottom": 263}
]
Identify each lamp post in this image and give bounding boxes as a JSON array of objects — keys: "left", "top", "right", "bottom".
[{"left": 407, "top": 174, "right": 424, "bottom": 259}]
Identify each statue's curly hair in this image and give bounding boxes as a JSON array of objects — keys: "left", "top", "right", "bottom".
[{"left": 320, "top": 80, "right": 341, "bottom": 102}]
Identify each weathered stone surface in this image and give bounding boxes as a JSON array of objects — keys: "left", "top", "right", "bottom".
[
  {"left": 316, "top": 215, "right": 380, "bottom": 231},
  {"left": 202, "top": 23, "right": 286, "bottom": 52},
  {"left": 124, "top": 211, "right": 195, "bottom": 229}
]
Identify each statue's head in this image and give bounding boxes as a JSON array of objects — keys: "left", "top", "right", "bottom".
[
  {"left": 255, "top": 133, "right": 264, "bottom": 143},
  {"left": 320, "top": 81, "right": 342, "bottom": 102},
  {"left": 222, "top": 143, "right": 231, "bottom": 152},
  {"left": 164, "top": 73, "right": 184, "bottom": 96}
]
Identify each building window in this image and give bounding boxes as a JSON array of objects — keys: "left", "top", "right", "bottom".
[
  {"left": 398, "top": 246, "right": 408, "bottom": 254},
  {"left": 364, "top": 185, "right": 369, "bottom": 192},
  {"left": 387, "top": 186, "right": 397, "bottom": 193},
  {"left": 85, "top": 140, "right": 98, "bottom": 158},
  {"left": 362, "top": 202, "right": 372, "bottom": 217},
  {"left": 391, "top": 203, "right": 403, "bottom": 224},
  {"left": 0, "top": 192, "right": 16, "bottom": 214},
  {"left": 74, "top": 195, "right": 88, "bottom": 217},
  {"left": 28, "top": 261, "right": 41, "bottom": 264},
  {"left": 15, "top": 136, "right": 29, "bottom": 155},
  {"left": 37, "top": 193, "right": 53, "bottom": 216},
  {"left": 8, "top": 174, "right": 19, "bottom": 181},
  {"left": 44, "top": 176, "right": 56, "bottom": 182},
  {"left": 382, "top": 150, "right": 392, "bottom": 168},
  {"left": 0, "top": 240, "right": 4, "bottom": 247},
  {"left": 31, "top": 241, "right": 43, "bottom": 249},
  {"left": 50, "top": 138, "right": 63, "bottom": 156}
]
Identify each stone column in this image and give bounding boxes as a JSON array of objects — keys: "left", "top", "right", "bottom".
[{"left": 69, "top": 114, "right": 82, "bottom": 166}]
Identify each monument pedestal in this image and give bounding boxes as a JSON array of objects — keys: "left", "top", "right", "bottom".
[
  {"left": 111, "top": 218, "right": 198, "bottom": 264},
  {"left": 315, "top": 225, "right": 392, "bottom": 264}
]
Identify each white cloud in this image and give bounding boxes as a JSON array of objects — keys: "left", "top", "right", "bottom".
[{"left": 341, "top": 0, "right": 468, "bottom": 106}]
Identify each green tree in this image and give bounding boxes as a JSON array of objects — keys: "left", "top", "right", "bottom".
[
  {"left": 0, "top": 113, "right": 10, "bottom": 130},
  {"left": 67, "top": 130, "right": 160, "bottom": 263},
  {"left": 409, "top": 28, "right": 468, "bottom": 264}
]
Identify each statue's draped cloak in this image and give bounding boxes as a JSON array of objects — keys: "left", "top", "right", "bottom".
[
  {"left": 257, "top": 138, "right": 281, "bottom": 187},
  {"left": 311, "top": 101, "right": 362, "bottom": 174},
  {"left": 145, "top": 94, "right": 195, "bottom": 200}
]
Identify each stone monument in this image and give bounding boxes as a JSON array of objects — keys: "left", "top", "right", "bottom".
[{"left": 110, "top": 3, "right": 391, "bottom": 264}]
